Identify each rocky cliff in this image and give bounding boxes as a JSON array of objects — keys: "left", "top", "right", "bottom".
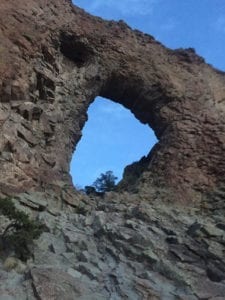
[
  {"left": 1, "top": 0, "right": 225, "bottom": 201},
  {"left": 0, "top": 0, "right": 225, "bottom": 299}
]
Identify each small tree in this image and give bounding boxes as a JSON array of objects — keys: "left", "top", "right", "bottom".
[
  {"left": 0, "top": 198, "right": 45, "bottom": 261},
  {"left": 92, "top": 171, "right": 117, "bottom": 193},
  {"left": 84, "top": 186, "right": 97, "bottom": 195}
]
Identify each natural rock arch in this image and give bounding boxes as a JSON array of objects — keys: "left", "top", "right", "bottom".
[
  {"left": 0, "top": 0, "right": 225, "bottom": 203},
  {"left": 70, "top": 96, "right": 157, "bottom": 188}
]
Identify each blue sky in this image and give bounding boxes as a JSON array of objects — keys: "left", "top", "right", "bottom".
[{"left": 70, "top": 0, "right": 225, "bottom": 188}]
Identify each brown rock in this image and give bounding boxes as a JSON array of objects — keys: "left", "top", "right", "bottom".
[{"left": 0, "top": 0, "right": 225, "bottom": 203}]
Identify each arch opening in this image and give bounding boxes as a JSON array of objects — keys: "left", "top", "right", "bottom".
[{"left": 70, "top": 96, "right": 158, "bottom": 190}]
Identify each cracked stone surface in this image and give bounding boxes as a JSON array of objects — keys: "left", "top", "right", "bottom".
[
  {"left": 1, "top": 1, "right": 225, "bottom": 299},
  {"left": 0, "top": 192, "right": 225, "bottom": 299},
  {"left": 0, "top": 0, "right": 225, "bottom": 202}
]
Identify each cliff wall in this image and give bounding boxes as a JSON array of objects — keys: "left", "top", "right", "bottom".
[{"left": 0, "top": 0, "right": 225, "bottom": 203}]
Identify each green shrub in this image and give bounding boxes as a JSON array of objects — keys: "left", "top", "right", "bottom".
[
  {"left": 92, "top": 171, "right": 117, "bottom": 193},
  {"left": 0, "top": 198, "right": 45, "bottom": 261}
]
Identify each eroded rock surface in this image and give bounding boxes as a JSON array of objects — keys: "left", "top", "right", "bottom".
[
  {"left": 0, "top": 0, "right": 225, "bottom": 201},
  {"left": 0, "top": 192, "right": 225, "bottom": 299},
  {"left": 1, "top": 1, "right": 225, "bottom": 299}
]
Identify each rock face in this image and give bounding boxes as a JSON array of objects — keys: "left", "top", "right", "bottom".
[
  {"left": 1, "top": 193, "right": 225, "bottom": 299},
  {"left": 1, "top": 1, "right": 225, "bottom": 299},
  {"left": 0, "top": 0, "right": 225, "bottom": 201}
]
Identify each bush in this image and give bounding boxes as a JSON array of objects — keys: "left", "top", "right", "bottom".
[
  {"left": 84, "top": 185, "right": 104, "bottom": 197},
  {"left": 84, "top": 186, "right": 97, "bottom": 195},
  {"left": 92, "top": 171, "right": 118, "bottom": 193},
  {"left": 0, "top": 198, "right": 45, "bottom": 261}
]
